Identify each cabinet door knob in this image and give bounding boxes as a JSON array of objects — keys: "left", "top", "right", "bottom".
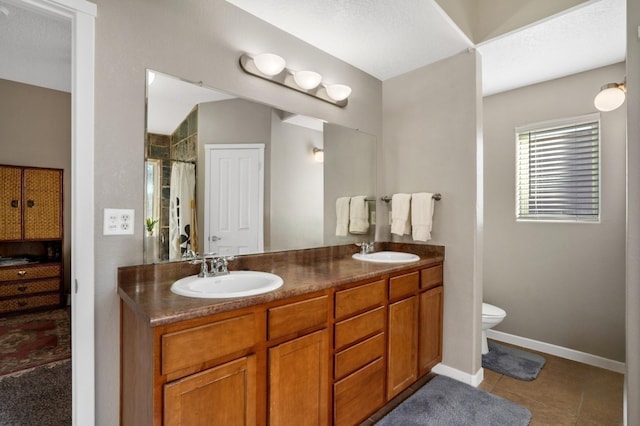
[
  {"left": 17, "top": 270, "right": 27, "bottom": 277},
  {"left": 11, "top": 200, "right": 19, "bottom": 208},
  {"left": 27, "top": 200, "right": 35, "bottom": 208}
]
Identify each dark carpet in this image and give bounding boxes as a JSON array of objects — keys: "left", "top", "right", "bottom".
[
  {"left": 376, "top": 375, "right": 531, "bottom": 426},
  {"left": 0, "top": 359, "right": 71, "bottom": 425},
  {"left": 482, "top": 340, "right": 546, "bottom": 381}
]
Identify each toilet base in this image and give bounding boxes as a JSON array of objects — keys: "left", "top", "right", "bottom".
[{"left": 482, "top": 330, "right": 489, "bottom": 355}]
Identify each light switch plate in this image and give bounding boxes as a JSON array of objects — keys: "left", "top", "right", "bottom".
[{"left": 103, "top": 208, "right": 135, "bottom": 235}]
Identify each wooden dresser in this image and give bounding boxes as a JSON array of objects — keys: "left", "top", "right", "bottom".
[{"left": 0, "top": 165, "right": 64, "bottom": 315}]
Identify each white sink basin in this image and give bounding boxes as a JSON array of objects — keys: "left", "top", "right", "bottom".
[
  {"left": 170, "top": 271, "right": 283, "bottom": 299},
  {"left": 352, "top": 251, "right": 420, "bottom": 264}
]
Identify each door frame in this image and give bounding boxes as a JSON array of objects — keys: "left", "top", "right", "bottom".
[
  {"left": 204, "top": 144, "right": 265, "bottom": 254},
  {"left": 12, "top": 0, "right": 97, "bottom": 424}
]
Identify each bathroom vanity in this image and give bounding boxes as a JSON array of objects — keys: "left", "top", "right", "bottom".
[{"left": 118, "top": 243, "right": 444, "bottom": 425}]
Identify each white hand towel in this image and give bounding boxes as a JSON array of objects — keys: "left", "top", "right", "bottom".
[
  {"left": 390, "top": 193, "right": 412, "bottom": 236},
  {"left": 411, "top": 192, "right": 435, "bottom": 242},
  {"left": 336, "top": 197, "right": 351, "bottom": 236},
  {"left": 349, "top": 196, "right": 369, "bottom": 234}
]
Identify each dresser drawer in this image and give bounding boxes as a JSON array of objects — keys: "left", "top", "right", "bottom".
[
  {"left": 162, "top": 313, "right": 257, "bottom": 376},
  {"left": 335, "top": 332, "right": 384, "bottom": 380},
  {"left": 0, "top": 264, "right": 61, "bottom": 282},
  {"left": 334, "top": 307, "right": 384, "bottom": 351},
  {"left": 421, "top": 264, "right": 443, "bottom": 290},
  {"left": 389, "top": 271, "right": 419, "bottom": 301},
  {"left": 333, "top": 358, "right": 385, "bottom": 426},
  {"left": 0, "top": 279, "right": 60, "bottom": 297},
  {"left": 335, "top": 279, "right": 385, "bottom": 320},
  {"left": 268, "top": 295, "right": 328, "bottom": 340},
  {"left": 0, "top": 293, "right": 61, "bottom": 314}
]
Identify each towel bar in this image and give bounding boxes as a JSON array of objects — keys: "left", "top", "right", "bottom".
[{"left": 381, "top": 193, "right": 441, "bottom": 203}]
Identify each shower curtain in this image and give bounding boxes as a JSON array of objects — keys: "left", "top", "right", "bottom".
[{"left": 169, "top": 162, "right": 197, "bottom": 260}]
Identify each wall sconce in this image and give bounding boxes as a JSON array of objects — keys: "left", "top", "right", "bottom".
[
  {"left": 313, "top": 147, "right": 324, "bottom": 163},
  {"left": 594, "top": 82, "right": 626, "bottom": 112},
  {"left": 239, "top": 53, "right": 351, "bottom": 107}
]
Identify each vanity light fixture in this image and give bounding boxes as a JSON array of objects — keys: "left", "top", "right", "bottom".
[
  {"left": 313, "top": 147, "right": 324, "bottom": 163},
  {"left": 594, "top": 82, "right": 626, "bottom": 112},
  {"left": 239, "top": 53, "right": 351, "bottom": 107}
]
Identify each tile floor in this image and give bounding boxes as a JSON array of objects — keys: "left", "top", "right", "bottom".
[{"left": 479, "top": 343, "right": 624, "bottom": 425}]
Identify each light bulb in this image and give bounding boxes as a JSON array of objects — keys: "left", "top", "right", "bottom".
[
  {"left": 294, "top": 71, "right": 322, "bottom": 90},
  {"left": 594, "top": 83, "right": 626, "bottom": 112},
  {"left": 325, "top": 84, "right": 352, "bottom": 101},
  {"left": 253, "top": 53, "right": 286, "bottom": 76}
]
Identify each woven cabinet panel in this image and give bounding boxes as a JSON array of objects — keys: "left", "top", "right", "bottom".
[
  {"left": 0, "top": 167, "right": 22, "bottom": 240},
  {"left": 0, "top": 294, "right": 61, "bottom": 314},
  {"left": 23, "top": 168, "right": 62, "bottom": 239},
  {"left": 0, "top": 279, "right": 61, "bottom": 297},
  {"left": 0, "top": 264, "right": 61, "bottom": 282}
]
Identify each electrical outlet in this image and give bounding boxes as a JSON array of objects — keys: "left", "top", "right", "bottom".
[{"left": 103, "top": 208, "right": 135, "bottom": 235}]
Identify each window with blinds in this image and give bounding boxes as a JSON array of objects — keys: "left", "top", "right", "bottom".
[{"left": 516, "top": 113, "right": 600, "bottom": 222}]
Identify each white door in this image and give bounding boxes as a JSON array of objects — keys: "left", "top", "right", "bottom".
[{"left": 205, "top": 144, "right": 264, "bottom": 255}]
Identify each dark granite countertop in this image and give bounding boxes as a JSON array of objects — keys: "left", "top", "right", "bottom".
[{"left": 118, "top": 242, "right": 444, "bottom": 327}]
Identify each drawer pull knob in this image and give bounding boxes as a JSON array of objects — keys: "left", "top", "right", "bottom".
[
  {"left": 17, "top": 285, "right": 27, "bottom": 292},
  {"left": 27, "top": 200, "right": 35, "bottom": 208},
  {"left": 18, "top": 301, "right": 28, "bottom": 307},
  {"left": 11, "top": 200, "right": 19, "bottom": 208},
  {"left": 17, "top": 270, "right": 27, "bottom": 277}
]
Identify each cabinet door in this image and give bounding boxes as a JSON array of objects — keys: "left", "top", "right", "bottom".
[
  {"left": 23, "top": 168, "right": 62, "bottom": 240},
  {"left": 0, "top": 166, "right": 23, "bottom": 240},
  {"left": 387, "top": 296, "right": 418, "bottom": 400},
  {"left": 419, "top": 286, "right": 444, "bottom": 375},
  {"left": 269, "top": 330, "right": 329, "bottom": 426},
  {"left": 164, "top": 355, "right": 256, "bottom": 426}
]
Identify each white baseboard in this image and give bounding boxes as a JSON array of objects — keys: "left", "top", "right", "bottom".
[
  {"left": 432, "top": 363, "right": 484, "bottom": 387},
  {"left": 487, "top": 330, "right": 626, "bottom": 374}
]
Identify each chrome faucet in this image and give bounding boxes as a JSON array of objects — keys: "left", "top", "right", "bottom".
[
  {"left": 356, "top": 242, "right": 375, "bottom": 255},
  {"left": 208, "top": 255, "right": 236, "bottom": 276}
]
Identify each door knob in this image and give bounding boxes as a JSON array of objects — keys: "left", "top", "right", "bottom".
[{"left": 209, "top": 236, "right": 221, "bottom": 242}]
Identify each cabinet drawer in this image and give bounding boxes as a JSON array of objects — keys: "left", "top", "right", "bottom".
[
  {"left": 389, "top": 271, "right": 419, "bottom": 301},
  {"left": 268, "top": 295, "right": 328, "bottom": 340},
  {"left": 0, "top": 264, "right": 61, "bottom": 282},
  {"left": 335, "top": 279, "right": 385, "bottom": 320},
  {"left": 334, "top": 307, "right": 384, "bottom": 350},
  {"left": 421, "top": 264, "right": 443, "bottom": 290},
  {"left": 162, "top": 313, "right": 257, "bottom": 376},
  {"left": 334, "top": 358, "right": 385, "bottom": 426},
  {"left": 335, "top": 332, "right": 384, "bottom": 380},
  {"left": 0, "top": 279, "right": 60, "bottom": 297},
  {"left": 0, "top": 293, "right": 60, "bottom": 314}
]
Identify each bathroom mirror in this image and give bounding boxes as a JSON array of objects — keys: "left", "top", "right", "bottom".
[{"left": 144, "top": 70, "right": 376, "bottom": 263}]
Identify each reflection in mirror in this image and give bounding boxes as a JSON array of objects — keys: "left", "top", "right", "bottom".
[{"left": 144, "top": 70, "right": 376, "bottom": 263}]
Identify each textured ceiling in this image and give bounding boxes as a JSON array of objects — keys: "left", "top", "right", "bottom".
[
  {"left": 226, "top": 0, "right": 474, "bottom": 81},
  {"left": 0, "top": 1, "right": 71, "bottom": 92},
  {"left": 228, "top": 0, "right": 626, "bottom": 95}
]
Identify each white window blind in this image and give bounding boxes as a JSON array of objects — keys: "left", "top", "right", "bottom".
[{"left": 516, "top": 114, "right": 600, "bottom": 222}]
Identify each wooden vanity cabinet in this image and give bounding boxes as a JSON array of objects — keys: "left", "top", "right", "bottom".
[
  {"left": 333, "top": 279, "right": 386, "bottom": 426},
  {"left": 267, "top": 294, "right": 330, "bottom": 426}
]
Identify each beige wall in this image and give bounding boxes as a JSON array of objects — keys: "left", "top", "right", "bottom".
[
  {"left": 483, "top": 63, "right": 627, "bottom": 362},
  {"left": 93, "top": 0, "right": 381, "bottom": 423},
  {"left": 626, "top": 0, "right": 640, "bottom": 422},
  {"left": 382, "top": 50, "right": 484, "bottom": 376},
  {"left": 0, "top": 78, "right": 71, "bottom": 294}
]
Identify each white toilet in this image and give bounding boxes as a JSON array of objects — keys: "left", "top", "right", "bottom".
[{"left": 482, "top": 303, "right": 507, "bottom": 354}]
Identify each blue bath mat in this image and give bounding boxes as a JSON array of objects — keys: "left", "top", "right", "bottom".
[
  {"left": 482, "top": 341, "right": 546, "bottom": 381},
  {"left": 376, "top": 375, "right": 531, "bottom": 425}
]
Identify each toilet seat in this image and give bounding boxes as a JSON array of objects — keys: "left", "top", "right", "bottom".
[{"left": 482, "top": 302, "right": 506, "bottom": 318}]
